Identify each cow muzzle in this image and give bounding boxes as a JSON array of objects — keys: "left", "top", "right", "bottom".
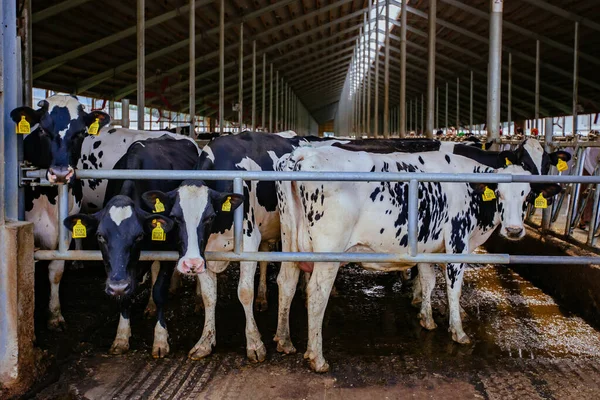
[
  {"left": 178, "top": 258, "right": 206, "bottom": 274},
  {"left": 47, "top": 166, "right": 75, "bottom": 184},
  {"left": 106, "top": 280, "right": 132, "bottom": 297},
  {"left": 504, "top": 226, "right": 525, "bottom": 240}
]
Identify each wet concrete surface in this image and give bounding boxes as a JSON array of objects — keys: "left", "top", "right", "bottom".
[{"left": 23, "top": 258, "right": 600, "bottom": 399}]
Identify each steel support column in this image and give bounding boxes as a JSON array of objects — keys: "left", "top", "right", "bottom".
[
  {"left": 421, "top": 94, "right": 424, "bottom": 134},
  {"left": 572, "top": 22, "right": 579, "bottom": 136},
  {"left": 535, "top": 40, "right": 540, "bottom": 128},
  {"left": 269, "top": 63, "right": 273, "bottom": 132},
  {"left": 275, "top": 71, "right": 279, "bottom": 131},
  {"left": 189, "top": 0, "right": 196, "bottom": 136},
  {"left": 445, "top": 81, "right": 448, "bottom": 131},
  {"left": 399, "top": 0, "right": 407, "bottom": 137},
  {"left": 436, "top": 86, "right": 439, "bottom": 130},
  {"left": 508, "top": 53, "right": 512, "bottom": 134},
  {"left": 384, "top": 0, "right": 390, "bottom": 138},
  {"left": 487, "top": 0, "right": 503, "bottom": 144},
  {"left": 262, "top": 53, "right": 266, "bottom": 130},
  {"left": 456, "top": 77, "right": 460, "bottom": 129},
  {"left": 469, "top": 71, "right": 473, "bottom": 132},
  {"left": 367, "top": 1, "right": 372, "bottom": 137},
  {"left": 251, "top": 40, "right": 256, "bottom": 131},
  {"left": 219, "top": 0, "right": 225, "bottom": 133},
  {"left": 238, "top": 23, "right": 243, "bottom": 129},
  {"left": 374, "top": 2, "right": 380, "bottom": 137},
  {"left": 426, "top": 0, "right": 436, "bottom": 138},
  {"left": 137, "top": 0, "right": 145, "bottom": 131}
]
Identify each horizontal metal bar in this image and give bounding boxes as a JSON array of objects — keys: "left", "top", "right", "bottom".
[
  {"left": 25, "top": 169, "right": 600, "bottom": 184},
  {"left": 32, "top": 250, "right": 600, "bottom": 265}
]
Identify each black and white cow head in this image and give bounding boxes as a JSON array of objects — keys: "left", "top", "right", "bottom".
[
  {"left": 516, "top": 138, "right": 571, "bottom": 175},
  {"left": 470, "top": 164, "right": 562, "bottom": 240},
  {"left": 142, "top": 182, "right": 244, "bottom": 275},
  {"left": 11, "top": 95, "right": 110, "bottom": 183},
  {"left": 64, "top": 196, "right": 174, "bottom": 297}
]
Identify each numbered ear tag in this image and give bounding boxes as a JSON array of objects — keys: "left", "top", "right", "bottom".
[
  {"left": 153, "top": 198, "right": 165, "bottom": 213},
  {"left": 221, "top": 196, "right": 232, "bottom": 212},
  {"left": 88, "top": 118, "right": 100, "bottom": 135},
  {"left": 557, "top": 159, "right": 568, "bottom": 172},
  {"left": 482, "top": 187, "right": 496, "bottom": 202},
  {"left": 72, "top": 219, "right": 87, "bottom": 239},
  {"left": 152, "top": 221, "right": 166, "bottom": 241},
  {"left": 505, "top": 158, "right": 512, "bottom": 166},
  {"left": 534, "top": 193, "right": 548, "bottom": 209},
  {"left": 16, "top": 115, "right": 30, "bottom": 134}
]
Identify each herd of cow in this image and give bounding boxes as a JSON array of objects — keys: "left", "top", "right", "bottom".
[{"left": 11, "top": 95, "right": 570, "bottom": 372}]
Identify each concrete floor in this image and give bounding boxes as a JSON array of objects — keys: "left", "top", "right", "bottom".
[{"left": 28, "top": 260, "right": 600, "bottom": 400}]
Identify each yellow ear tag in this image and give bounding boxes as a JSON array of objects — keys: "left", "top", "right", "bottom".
[
  {"left": 153, "top": 198, "right": 165, "bottom": 213},
  {"left": 534, "top": 193, "right": 548, "bottom": 209},
  {"left": 72, "top": 219, "right": 87, "bottom": 239},
  {"left": 557, "top": 159, "right": 568, "bottom": 172},
  {"left": 505, "top": 158, "right": 512, "bottom": 166},
  {"left": 481, "top": 143, "right": 485, "bottom": 150},
  {"left": 221, "top": 196, "right": 232, "bottom": 212},
  {"left": 482, "top": 187, "right": 496, "bottom": 202},
  {"left": 152, "top": 221, "right": 166, "bottom": 241},
  {"left": 88, "top": 118, "right": 100, "bottom": 135},
  {"left": 17, "top": 115, "right": 30, "bottom": 134}
]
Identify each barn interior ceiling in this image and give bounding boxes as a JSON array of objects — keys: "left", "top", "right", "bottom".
[{"left": 29, "top": 0, "right": 600, "bottom": 125}]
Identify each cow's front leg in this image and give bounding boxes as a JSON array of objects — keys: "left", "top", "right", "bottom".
[
  {"left": 144, "top": 261, "right": 160, "bottom": 318},
  {"left": 239, "top": 260, "right": 266, "bottom": 362},
  {"left": 274, "top": 261, "right": 300, "bottom": 354},
  {"left": 189, "top": 269, "right": 217, "bottom": 360},
  {"left": 255, "top": 241, "right": 270, "bottom": 312},
  {"left": 445, "top": 263, "right": 470, "bottom": 344},
  {"left": 109, "top": 299, "right": 132, "bottom": 354},
  {"left": 152, "top": 262, "right": 174, "bottom": 358},
  {"left": 305, "top": 262, "right": 339, "bottom": 373},
  {"left": 48, "top": 260, "right": 66, "bottom": 331},
  {"left": 418, "top": 263, "right": 437, "bottom": 330}
]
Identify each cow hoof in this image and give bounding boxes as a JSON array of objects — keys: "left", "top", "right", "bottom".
[
  {"left": 144, "top": 304, "right": 157, "bottom": 319},
  {"left": 309, "top": 355, "right": 330, "bottom": 373},
  {"left": 411, "top": 297, "right": 423, "bottom": 308},
  {"left": 189, "top": 342, "right": 213, "bottom": 360},
  {"left": 109, "top": 339, "right": 130, "bottom": 355},
  {"left": 275, "top": 338, "right": 297, "bottom": 355},
  {"left": 152, "top": 341, "right": 170, "bottom": 359},
  {"left": 419, "top": 318, "right": 437, "bottom": 331},
  {"left": 247, "top": 342, "right": 267, "bottom": 363},
  {"left": 48, "top": 315, "right": 67, "bottom": 332},
  {"left": 451, "top": 330, "right": 471, "bottom": 345},
  {"left": 254, "top": 298, "right": 268, "bottom": 313}
]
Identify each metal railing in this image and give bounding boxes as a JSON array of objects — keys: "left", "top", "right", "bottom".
[{"left": 24, "top": 168, "right": 600, "bottom": 265}]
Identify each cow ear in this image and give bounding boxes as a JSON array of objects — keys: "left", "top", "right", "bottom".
[
  {"left": 548, "top": 151, "right": 571, "bottom": 165},
  {"left": 210, "top": 191, "right": 244, "bottom": 213},
  {"left": 469, "top": 182, "right": 497, "bottom": 195},
  {"left": 142, "top": 190, "right": 173, "bottom": 214},
  {"left": 84, "top": 110, "right": 111, "bottom": 129},
  {"left": 484, "top": 141, "right": 493, "bottom": 150},
  {"left": 537, "top": 183, "right": 563, "bottom": 198},
  {"left": 63, "top": 214, "right": 98, "bottom": 234},
  {"left": 144, "top": 215, "right": 175, "bottom": 234},
  {"left": 498, "top": 150, "right": 519, "bottom": 167},
  {"left": 10, "top": 106, "right": 42, "bottom": 126}
]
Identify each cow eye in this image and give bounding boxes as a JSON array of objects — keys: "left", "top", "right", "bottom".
[{"left": 97, "top": 234, "right": 106, "bottom": 244}]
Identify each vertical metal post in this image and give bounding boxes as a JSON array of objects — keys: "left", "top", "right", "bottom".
[
  {"left": 426, "top": 0, "right": 436, "bottom": 138},
  {"left": 456, "top": 77, "right": 460, "bottom": 129},
  {"left": 233, "top": 177, "right": 243, "bottom": 253},
  {"left": 508, "top": 53, "right": 512, "bottom": 135},
  {"left": 58, "top": 185, "right": 69, "bottom": 253},
  {"left": 137, "top": 0, "right": 145, "bottom": 130},
  {"left": 275, "top": 71, "right": 279, "bottom": 131},
  {"left": 238, "top": 23, "right": 243, "bottom": 130},
  {"left": 219, "top": 0, "right": 225, "bottom": 133},
  {"left": 572, "top": 22, "right": 579, "bottom": 136},
  {"left": 408, "top": 100, "right": 412, "bottom": 133},
  {"left": 421, "top": 93, "right": 424, "bottom": 135},
  {"left": 445, "top": 81, "right": 448, "bottom": 132},
  {"left": 408, "top": 179, "right": 418, "bottom": 256},
  {"left": 269, "top": 63, "right": 273, "bottom": 132},
  {"left": 362, "top": 16, "right": 367, "bottom": 135},
  {"left": 262, "top": 53, "right": 266, "bottom": 130},
  {"left": 542, "top": 117, "right": 553, "bottom": 231},
  {"left": 399, "top": 0, "right": 407, "bottom": 138},
  {"left": 535, "top": 40, "right": 540, "bottom": 129},
  {"left": 122, "top": 99, "right": 130, "bottom": 128},
  {"left": 367, "top": 1, "right": 372, "bottom": 138},
  {"left": 565, "top": 146, "right": 585, "bottom": 235},
  {"left": 487, "top": 0, "right": 503, "bottom": 145},
  {"left": 469, "top": 71, "right": 473, "bottom": 133},
  {"left": 284, "top": 81, "right": 288, "bottom": 130},
  {"left": 189, "top": 0, "right": 196, "bottom": 136},
  {"left": 251, "top": 40, "right": 256, "bottom": 131},
  {"left": 436, "top": 86, "right": 439, "bottom": 131},
  {"left": 374, "top": 1, "right": 379, "bottom": 138},
  {"left": 0, "top": 0, "right": 5, "bottom": 225},
  {"left": 20, "top": 0, "right": 32, "bottom": 107},
  {"left": 588, "top": 170, "right": 600, "bottom": 246},
  {"left": 383, "top": 0, "right": 390, "bottom": 138}
]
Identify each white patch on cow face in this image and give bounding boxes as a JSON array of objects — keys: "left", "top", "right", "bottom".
[
  {"left": 522, "top": 139, "right": 544, "bottom": 174},
  {"left": 46, "top": 95, "right": 82, "bottom": 139},
  {"left": 177, "top": 185, "right": 209, "bottom": 272},
  {"left": 496, "top": 166, "right": 531, "bottom": 240},
  {"left": 109, "top": 206, "right": 133, "bottom": 226}
]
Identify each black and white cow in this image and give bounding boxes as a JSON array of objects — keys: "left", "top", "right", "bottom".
[
  {"left": 274, "top": 146, "right": 562, "bottom": 372},
  {"left": 63, "top": 136, "right": 199, "bottom": 357},
  {"left": 11, "top": 95, "right": 196, "bottom": 330}
]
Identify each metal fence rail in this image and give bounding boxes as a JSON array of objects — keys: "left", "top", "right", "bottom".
[{"left": 24, "top": 168, "right": 600, "bottom": 265}]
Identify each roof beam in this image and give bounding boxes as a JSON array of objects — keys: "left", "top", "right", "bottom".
[
  {"left": 32, "top": 0, "right": 93, "bottom": 23},
  {"left": 520, "top": 0, "right": 600, "bottom": 33},
  {"left": 439, "top": 0, "right": 600, "bottom": 67},
  {"left": 33, "top": 0, "right": 215, "bottom": 79}
]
